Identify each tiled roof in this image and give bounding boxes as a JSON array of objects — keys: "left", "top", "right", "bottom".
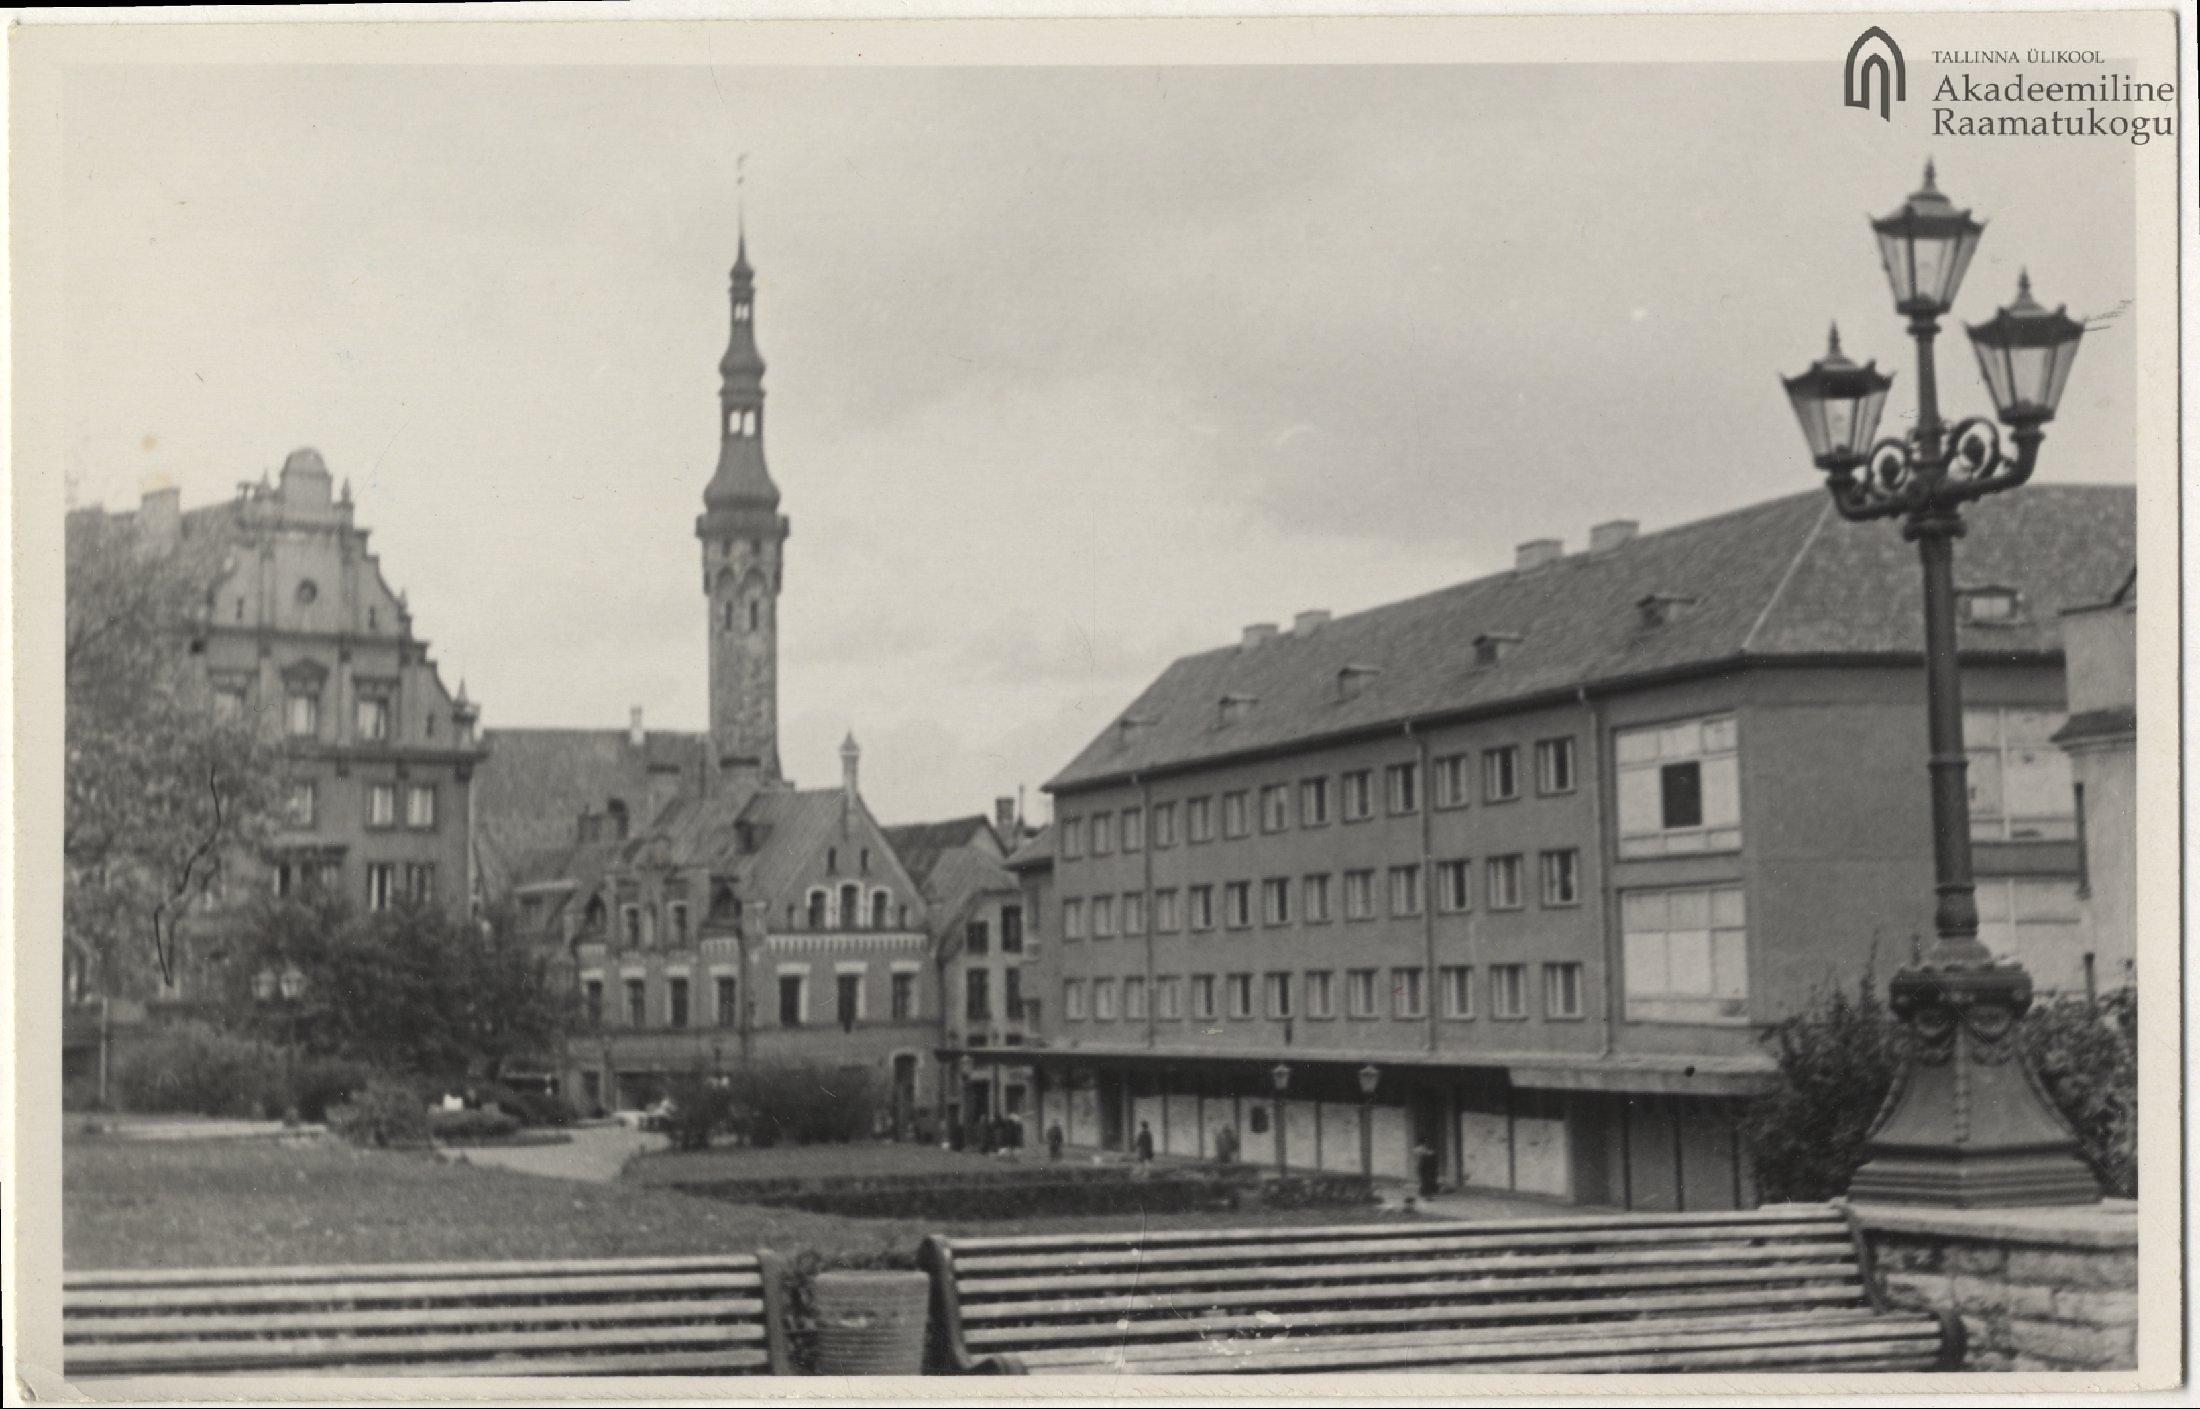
[
  {"left": 882, "top": 816, "right": 999, "bottom": 890},
  {"left": 923, "top": 844, "right": 1022, "bottom": 958},
  {"left": 1003, "top": 823, "right": 1053, "bottom": 871},
  {"left": 474, "top": 727, "right": 710, "bottom": 892},
  {"left": 1048, "top": 485, "right": 2135, "bottom": 792}
]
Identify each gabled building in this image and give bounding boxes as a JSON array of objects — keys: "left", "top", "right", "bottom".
[
  {"left": 1020, "top": 484, "right": 2134, "bottom": 1209},
  {"left": 2054, "top": 566, "right": 2138, "bottom": 995}
]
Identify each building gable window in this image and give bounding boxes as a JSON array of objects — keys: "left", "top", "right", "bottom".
[
  {"left": 1346, "top": 969, "right": 1378, "bottom": 1019},
  {"left": 1221, "top": 792, "right": 1250, "bottom": 839},
  {"left": 1121, "top": 807, "right": 1144, "bottom": 852},
  {"left": 1001, "top": 906, "right": 1025, "bottom": 952},
  {"left": 1621, "top": 884, "right": 1748, "bottom": 1023},
  {"left": 405, "top": 785, "right": 437, "bottom": 830},
  {"left": 1341, "top": 771, "right": 1374, "bottom": 822},
  {"left": 1617, "top": 715, "right": 1740, "bottom": 856},
  {"left": 1441, "top": 965, "right": 1474, "bottom": 1018},
  {"left": 716, "top": 976, "right": 738, "bottom": 1026},
  {"left": 1482, "top": 746, "right": 1520, "bottom": 803},
  {"left": 366, "top": 784, "right": 397, "bottom": 830},
  {"left": 286, "top": 691, "right": 320, "bottom": 739},
  {"left": 1436, "top": 859, "right": 1472, "bottom": 914},
  {"left": 626, "top": 978, "right": 648, "bottom": 1027},
  {"left": 355, "top": 691, "right": 393, "bottom": 743},
  {"left": 1489, "top": 965, "right": 1528, "bottom": 1019},
  {"left": 1259, "top": 785, "right": 1291, "bottom": 833},
  {"left": 1386, "top": 762, "right": 1420, "bottom": 815},
  {"left": 1304, "top": 970, "right": 1334, "bottom": 1019},
  {"left": 1151, "top": 802, "right": 1177, "bottom": 848},
  {"left": 1535, "top": 737, "right": 1577, "bottom": 795},
  {"left": 1966, "top": 707, "right": 2076, "bottom": 841},
  {"left": 285, "top": 781, "right": 317, "bottom": 830},
  {"left": 1302, "top": 873, "right": 1332, "bottom": 923},
  {"left": 1186, "top": 797, "right": 1214, "bottom": 843},
  {"left": 1299, "top": 776, "right": 1330, "bottom": 826},
  {"left": 1486, "top": 855, "right": 1524, "bottom": 910}
]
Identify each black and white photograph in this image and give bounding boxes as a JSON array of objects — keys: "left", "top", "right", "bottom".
[{"left": 7, "top": 6, "right": 2186, "bottom": 1397}]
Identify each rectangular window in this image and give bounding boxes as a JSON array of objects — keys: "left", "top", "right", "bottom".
[
  {"left": 1388, "top": 864, "right": 1423, "bottom": 917},
  {"left": 367, "top": 784, "right": 396, "bottom": 829},
  {"left": 1156, "top": 976, "right": 1183, "bottom": 1020},
  {"left": 1391, "top": 966, "right": 1426, "bottom": 1019},
  {"left": 1191, "top": 975, "right": 1217, "bottom": 1020},
  {"left": 1000, "top": 907, "right": 1024, "bottom": 952},
  {"left": 1221, "top": 791, "right": 1250, "bottom": 839},
  {"left": 584, "top": 979, "right": 604, "bottom": 1027},
  {"left": 1261, "top": 878, "right": 1292, "bottom": 926},
  {"left": 1966, "top": 707, "right": 2078, "bottom": 841},
  {"left": 1264, "top": 972, "right": 1295, "bottom": 1019},
  {"left": 627, "top": 979, "right": 648, "bottom": 1028},
  {"left": 1121, "top": 807, "right": 1145, "bottom": 852},
  {"left": 365, "top": 862, "right": 397, "bottom": 912},
  {"left": 406, "top": 785, "right": 437, "bottom": 829},
  {"left": 1113, "top": 975, "right": 1140, "bottom": 1020},
  {"left": 1487, "top": 855, "right": 1524, "bottom": 910},
  {"left": 1299, "top": 777, "right": 1330, "bottom": 826},
  {"left": 1154, "top": 888, "right": 1181, "bottom": 933},
  {"left": 286, "top": 691, "right": 319, "bottom": 738},
  {"left": 1095, "top": 977, "right": 1119, "bottom": 1021},
  {"left": 1544, "top": 962, "right": 1585, "bottom": 1019},
  {"left": 1152, "top": 802, "right": 1177, "bottom": 848},
  {"left": 1441, "top": 965, "right": 1474, "bottom": 1018},
  {"left": 1302, "top": 873, "right": 1332, "bottom": 923},
  {"left": 1010, "top": 968, "right": 1027, "bottom": 1022},
  {"left": 356, "top": 694, "right": 392, "bottom": 742},
  {"left": 1121, "top": 892, "right": 1146, "bottom": 936},
  {"left": 285, "top": 780, "right": 317, "bottom": 829},
  {"left": 404, "top": 864, "right": 435, "bottom": 903},
  {"left": 1347, "top": 969, "right": 1379, "bottom": 1018},
  {"left": 1260, "top": 784, "right": 1292, "bottom": 833},
  {"left": 1975, "top": 878, "right": 2086, "bottom": 983},
  {"left": 214, "top": 685, "right": 248, "bottom": 722},
  {"left": 1343, "top": 869, "right": 1376, "bottom": 921},
  {"left": 1187, "top": 797, "right": 1214, "bottom": 843},
  {"left": 1060, "top": 818, "right": 1085, "bottom": 859},
  {"left": 1540, "top": 850, "right": 1581, "bottom": 907},
  {"left": 1434, "top": 753, "right": 1472, "bottom": 809},
  {"left": 1090, "top": 812, "right": 1113, "bottom": 856},
  {"left": 966, "top": 968, "right": 991, "bottom": 1022},
  {"left": 1490, "top": 965, "right": 1528, "bottom": 1019},
  {"left": 1341, "top": 771, "right": 1374, "bottom": 821},
  {"left": 669, "top": 977, "right": 690, "bottom": 1029},
  {"left": 779, "top": 974, "right": 805, "bottom": 1027},
  {"left": 718, "top": 976, "right": 740, "bottom": 1026},
  {"left": 1304, "top": 970, "right": 1335, "bottom": 1019},
  {"left": 1188, "top": 885, "right": 1216, "bottom": 932},
  {"left": 1483, "top": 746, "right": 1520, "bottom": 802},
  {"left": 1621, "top": 884, "right": 1750, "bottom": 1022},
  {"left": 1092, "top": 896, "right": 1116, "bottom": 939},
  {"left": 1225, "top": 973, "right": 1253, "bottom": 1019},
  {"left": 669, "top": 903, "right": 690, "bottom": 946},
  {"left": 838, "top": 973, "right": 863, "bottom": 1029},
  {"left": 1223, "top": 882, "right": 1252, "bottom": 930},
  {"left": 1436, "top": 859, "right": 1472, "bottom": 913},
  {"left": 966, "top": 920, "right": 991, "bottom": 956},
  {"left": 1064, "top": 979, "right": 1086, "bottom": 1020},
  {"left": 1617, "top": 715, "right": 1741, "bottom": 857},
  {"left": 623, "top": 906, "right": 643, "bottom": 947},
  {"left": 1062, "top": 899, "right": 1085, "bottom": 940},
  {"left": 1536, "top": 737, "right": 1577, "bottom": 795},
  {"left": 1386, "top": 761, "right": 1421, "bottom": 815}
]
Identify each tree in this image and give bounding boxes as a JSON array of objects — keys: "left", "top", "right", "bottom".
[
  {"left": 65, "top": 509, "right": 283, "bottom": 997},
  {"left": 1741, "top": 968, "right": 1903, "bottom": 1204}
]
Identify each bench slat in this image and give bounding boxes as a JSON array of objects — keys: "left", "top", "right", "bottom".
[
  {"left": 67, "top": 1318, "right": 754, "bottom": 1374},
  {"left": 64, "top": 1255, "right": 760, "bottom": 1290},
  {"left": 67, "top": 1270, "right": 758, "bottom": 1314},
  {"left": 66, "top": 1298, "right": 766, "bottom": 1344},
  {"left": 1014, "top": 1310, "right": 1940, "bottom": 1375},
  {"left": 960, "top": 1259, "right": 1866, "bottom": 1323},
  {"left": 952, "top": 1221, "right": 1850, "bottom": 1275},
  {"left": 961, "top": 1240, "right": 1855, "bottom": 1299},
  {"left": 377, "top": 1348, "right": 775, "bottom": 1376},
  {"left": 940, "top": 1204, "right": 1840, "bottom": 1255},
  {"left": 964, "top": 1283, "right": 1864, "bottom": 1349},
  {"left": 1447, "top": 1338, "right": 1947, "bottom": 1375}
]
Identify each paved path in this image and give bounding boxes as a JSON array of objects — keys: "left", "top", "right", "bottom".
[{"left": 441, "top": 1123, "right": 666, "bottom": 1183}]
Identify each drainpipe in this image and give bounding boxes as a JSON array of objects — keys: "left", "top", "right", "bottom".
[
  {"left": 1580, "top": 685, "right": 1618, "bottom": 1059},
  {"left": 1409, "top": 721, "right": 1437, "bottom": 1056},
  {"left": 1138, "top": 775, "right": 1157, "bottom": 1051}
]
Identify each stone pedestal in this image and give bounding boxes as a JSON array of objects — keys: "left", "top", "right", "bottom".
[{"left": 1847, "top": 1199, "right": 2138, "bottom": 1371}]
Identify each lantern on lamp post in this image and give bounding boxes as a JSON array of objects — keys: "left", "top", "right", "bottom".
[{"left": 1780, "top": 164, "right": 2096, "bottom": 1208}]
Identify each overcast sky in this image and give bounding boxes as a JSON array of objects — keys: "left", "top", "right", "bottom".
[{"left": 56, "top": 61, "right": 2140, "bottom": 826}]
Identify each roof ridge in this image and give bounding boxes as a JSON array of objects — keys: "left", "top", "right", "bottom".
[{"left": 1741, "top": 494, "right": 1834, "bottom": 655}]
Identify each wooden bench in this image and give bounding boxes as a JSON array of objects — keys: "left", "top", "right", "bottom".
[
  {"left": 64, "top": 1253, "right": 793, "bottom": 1379},
  {"left": 919, "top": 1204, "right": 1962, "bottom": 1375}
]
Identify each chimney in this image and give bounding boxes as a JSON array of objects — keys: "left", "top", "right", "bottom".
[
  {"left": 139, "top": 485, "right": 181, "bottom": 548},
  {"left": 628, "top": 706, "right": 646, "bottom": 749},
  {"left": 996, "top": 796, "right": 1018, "bottom": 835},
  {"left": 1589, "top": 520, "right": 1639, "bottom": 553},
  {"left": 1293, "top": 609, "right": 1332, "bottom": 637},
  {"left": 1515, "top": 538, "right": 1564, "bottom": 571},
  {"left": 1240, "top": 623, "right": 1279, "bottom": 651},
  {"left": 840, "top": 732, "right": 862, "bottom": 800}
]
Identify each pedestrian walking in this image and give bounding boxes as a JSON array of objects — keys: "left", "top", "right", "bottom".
[
  {"left": 1414, "top": 1139, "right": 1440, "bottom": 1198},
  {"left": 1135, "top": 1121, "right": 1155, "bottom": 1163},
  {"left": 1046, "top": 1122, "right": 1065, "bottom": 1160}
]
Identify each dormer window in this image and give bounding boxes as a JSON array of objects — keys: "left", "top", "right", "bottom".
[
  {"left": 1958, "top": 586, "right": 2024, "bottom": 625},
  {"left": 1473, "top": 633, "right": 1522, "bottom": 667},
  {"left": 1115, "top": 714, "right": 1152, "bottom": 746},
  {"left": 1217, "top": 693, "right": 1258, "bottom": 727},
  {"left": 1337, "top": 664, "right": 1383, "bottom": 702},
  {"left": 1637, "top": 594, "right": 1700, "bottom": 629}
]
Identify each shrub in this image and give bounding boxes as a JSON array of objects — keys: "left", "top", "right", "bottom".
[
  {"left": 327, "top": 1077, "right": 431, "bottom": 1149},
  {"left": 661, "top": 1070, "right": 738, "bottom": 1152},
  {"left": 110, "top": 1022, "right": 284, "bottom": 1118},
  {"left": 472, "top": 1079, "right": 579, "bottom": 1128},
  {"left": 2023, "top": 987, "right": 2137, "bottom": 1197},
  {"left": 64, "top": 1074, "right": 106, "bottom": 1113},
  {"left": 1257, "top": 1173, "right": 1378, "bottom": 1210},
  {"left": 430, "top": 1106, "right": 523, "bottom": 1144},
  {"left": 732, "top": 1063, "right": 880, "bottom": 1147},
  {"left": 286, "top": 1057, "right": 378, "bottom": 1124}
]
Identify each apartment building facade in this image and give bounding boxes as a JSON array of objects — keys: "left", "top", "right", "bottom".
[{"left": 1019, "top": 485, "right": 2133, "bottom": 1210}]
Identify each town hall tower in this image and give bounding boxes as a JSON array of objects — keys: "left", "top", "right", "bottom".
[{"left": 697, "top": 232, "right": 788, "bottom": 786}]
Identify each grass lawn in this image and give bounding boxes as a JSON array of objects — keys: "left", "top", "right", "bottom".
[
  {"left": 626, "top": 1140, "right": 1045, "bottom": 1184},
  {"left": 66, "top": 1135, "right": 1417, "bottom": 1272}
]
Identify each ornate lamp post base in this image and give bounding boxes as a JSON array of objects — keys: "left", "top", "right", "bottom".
[{"left": 1848, "top": 963, "right": 2100, "bottom": 1207}]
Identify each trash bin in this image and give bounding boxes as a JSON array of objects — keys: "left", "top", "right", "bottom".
[{"left": 811, "top": 1270, "right": 931, "bottom": 1375}]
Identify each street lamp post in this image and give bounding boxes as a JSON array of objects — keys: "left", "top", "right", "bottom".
[
  {"left": 1780, "top": 163, "right": 2098, "bottom": 1208},
  {"left": 1357, "top": 1064, "right": 1381, "bottom": 1199},
  {"left": 1270, "top": 1063, "right": 1291, "bottom": 1179},
  {"left": 256, "top": 965, "right": 308, "bottom": 1123}
]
